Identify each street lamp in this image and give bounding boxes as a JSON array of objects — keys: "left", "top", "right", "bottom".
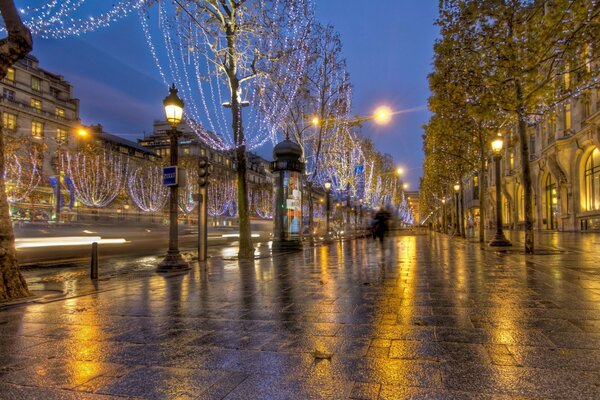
[
  {"left": 489, "top": 134, "right": 512, "bottom": 247},
  {"left": 453, "top": 183, "right": 461, "bottom": 237},
  {"left": 324, "top": 181, "right": 331, "bottom": 241},
  {"left": 441, "top": 198, "right": 447, "bottom": 234},
  {"left": 158, "top": 84, "right": 190, "bottom": 272}
]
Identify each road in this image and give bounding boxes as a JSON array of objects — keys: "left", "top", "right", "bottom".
[{"left": 14, "top": 220, "right": 274, "bottom": 266}]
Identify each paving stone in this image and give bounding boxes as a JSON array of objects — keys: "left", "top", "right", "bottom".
[{"left": 3, "top": 234, "right": 600, "bottom": 398}]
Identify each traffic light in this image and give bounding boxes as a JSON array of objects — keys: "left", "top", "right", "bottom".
[{"left": 198, "top": 156, "right": 210, "bottom": 187}]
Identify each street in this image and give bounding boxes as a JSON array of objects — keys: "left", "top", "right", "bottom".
[{"left": 2, "top": 232, "right": 600, "bottom": 398}]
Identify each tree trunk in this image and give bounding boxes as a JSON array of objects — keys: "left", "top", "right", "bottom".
[
  {"left": 515, "top": 80, "right": 534, "bottom": 254},
  {"left": 230, "top": 78, "right": 254, "bottom": 259},
  {"left": 0, "top": 127, "right": 30, "bottom": 301},
  {"left": 460, "top": 187, "right": 466, "bottom": 238},
  {"left": 0, "top": 0, "right": 33, "bottom": 302},
  {"left": 479, "top": 155, "right": 486, "bottom": 243},
  {"left": 306, "top": 181, "right": 314, "bottom": 243}
]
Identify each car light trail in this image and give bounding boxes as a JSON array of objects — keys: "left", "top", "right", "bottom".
[{"left": 15, "top": 236, "right": 128, "bottom": 249}]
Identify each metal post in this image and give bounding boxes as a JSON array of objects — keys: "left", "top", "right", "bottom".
[
  {"left": 198, "top": 186, "right": 208, "bottom": 261},
  {"left": 54, "top": 182, "right": 60, "bottom": 224},
  {"left": 489, "top": 155, "right": 512, "bottom": 246},
  {"left": 158, "top": 128, "right": 189, "bottom": 271},
  {"left": 325, "top": 190, "right": 331, "bottom": 241},
  {"left": 90, "top": 242, "right": 98, "bottom": 279},
  {"left": 455, "top": 192, "right": 460, "bottom": 237},
  {"left": 442, "top": 201, "right": 447, "bottom": 234}
]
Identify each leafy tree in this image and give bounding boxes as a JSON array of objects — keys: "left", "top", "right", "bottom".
[
  {"left": 0, "top": 0, "right": 33, "bottom": 302},
  {"left": 433, "top": 0, "right": 600, "bottom": 252}
]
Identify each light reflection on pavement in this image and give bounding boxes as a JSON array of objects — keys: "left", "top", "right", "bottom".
[{"left": 2, "top": 232, "right": 600, "bottom": 398}]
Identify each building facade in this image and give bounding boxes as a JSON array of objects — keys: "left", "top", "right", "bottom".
[{"left": 484, "top": 88, "right": 600, "bottom": 232}]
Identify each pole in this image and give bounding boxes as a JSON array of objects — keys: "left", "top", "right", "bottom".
[
  {"left": 455, "top": 192, "right": 460, "bottom": 237},
  {"left": 158, "top": 128, "right": 189, "bottom": 271},
  {"left": 490, "top": 155, "right": 512, "bottom": 246},
  {"left": 90, "top": 242, "right": 98, "bottom": 279},
  {"left": 54, "top": 182, "right": 60, "bottom": 224},
  {"left": 442, "top": 201, "right": 447, "bottom": 234},
  {"left": 198, "top": 186, "right": 208, "bottom": 261},
  {"left": 325, "top": 190, "right": 330, "bottom": 241}
]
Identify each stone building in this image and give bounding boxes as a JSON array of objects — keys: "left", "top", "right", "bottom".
[
  {"left": 483, "top": 89, "right": 600, "bottom": 232},
  {"left": 1, "top": 55, "right": 156, "bottom": 223}
]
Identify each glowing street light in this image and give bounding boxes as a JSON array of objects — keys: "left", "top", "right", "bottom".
[
  {"left": 489, "top": 133, "right": 512, "bottom": 247},
  {"left": 373, "top": 105, "right": 393, "bottom": 125},
  {"left": 158, "top": 84, "right": 189, "bottom": 272}
]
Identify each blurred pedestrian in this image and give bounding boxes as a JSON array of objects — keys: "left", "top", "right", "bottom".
[{"left": 372, "top": 208, "right": 390, "bottom": 245}]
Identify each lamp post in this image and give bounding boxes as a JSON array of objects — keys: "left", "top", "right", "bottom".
[
  {"left": 453, "top": 183, "right": 461, "bottom": 237},
  {"left": 158, "top": 84, "right": 189, "bottom": 272},
  {"left": 489, "top": 134, "right": 512, "bottom": 247},
  {"left": 442, "top": 198, "right": 447, "bottom": 234},
  {"left": 324, "top": 181, "right": 331, "bottom": 242}
]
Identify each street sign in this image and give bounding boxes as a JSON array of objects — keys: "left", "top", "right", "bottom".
[
  {"left": 163, "top": 166, "right": 178, "bottom": 186},
  {"left": 354, "top": 164, "right": 364, "bottom": 174}
]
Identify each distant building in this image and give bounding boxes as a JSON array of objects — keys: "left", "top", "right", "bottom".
[{"left": 1, "top": 54, "right": 80, "bottom": 175}]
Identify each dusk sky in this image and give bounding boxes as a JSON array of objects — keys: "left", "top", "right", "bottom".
[{"left": 31, "top": 1, "right": 439, "bottom": 190}]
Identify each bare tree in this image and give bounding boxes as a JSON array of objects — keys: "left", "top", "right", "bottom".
[
  {"left": 281, "top": 23, "right": 351, "bottom": 239},
  {"left": 0, "top": 0, "right": 33, "bottom": 301}
]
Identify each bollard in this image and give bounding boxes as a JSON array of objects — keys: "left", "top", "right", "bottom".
[{"left": 90, "top": 242, "right": 98, "bottom": 280}]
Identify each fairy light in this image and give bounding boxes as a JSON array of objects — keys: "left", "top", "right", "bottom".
[
  {"left": 251, "top": 185, "right": 273, "bottom": 219},
  {"left": 128, "top": 165, "right": 168, "bottom": 212},
  {"left": 3, "top": 147, "right": 41, "bottom": 204},
  {"left": 63, "top": 150, "right": 127, "bottom": 208},
  {"left": 3, "top": 1, "right": 148, "bottom": 39},
  {"left": 139, "top": 0, "right": 311, "bottom": 151}
]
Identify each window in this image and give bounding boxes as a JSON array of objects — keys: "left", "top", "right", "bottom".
[
  {"left": 183, "top": 146, "right": 190, "bottom": 155},
  {"left": 5, "top": 68, "right": 15, "bottom": 82},
  {"left": 31, "top": 121, "right": 43, "bottom": 139},
  {"left": 55, "top": 107, "right": 65, "bottom": 118},
  {"left": 2, "top": 112, "right": 16, "bottom": 130},
  {"left": 564, "top": 103, "right": 571, "bottom": 131},
  {"left": 56, "top": 128, "right": 68, "bottom": 144},
  {"left": 3, "top": 88, "right": 15, "bottom": 101},
  {"left": 31, "top": 98, "right": 42, "bottom": 111},
  {"left": 473, "top": 176, "right": 479, "bottom": 200},
  {"left": 584, "top": 148, "right": 600, "bottom": 211},
  {"left": 509, "top": 152, "right": 514, "bottom": 171},
  {"left": 31, "top": 76, "right": 42, "bottom": 92}
]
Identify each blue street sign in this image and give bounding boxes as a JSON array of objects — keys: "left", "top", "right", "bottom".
[
  {"left": 163, "top": 166, "right": 178, "bottom": 186},
  {"left": 354, "top": 164, "right": 364, "bottom": 174}
]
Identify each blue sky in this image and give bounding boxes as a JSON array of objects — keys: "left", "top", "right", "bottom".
[{"left": 31, "top": 1, "right": 438, "bottom": 190}]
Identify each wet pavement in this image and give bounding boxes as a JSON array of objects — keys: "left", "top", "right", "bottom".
[{"left": 2, "top": 231, "right": 600, "bottom": 399}]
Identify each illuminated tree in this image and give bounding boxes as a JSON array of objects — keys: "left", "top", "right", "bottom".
[
  {"left": 282, "top": 22, "right": 351, "bottom": 238},
  {"left": 251, "top": 183, "right": 272, "bottom": 219},
  {"left": 207, "top": 177, "right": 236, "bottom": 217},
  {"left": 0, "top": 0, "right": 33, "bottom": 301},
  {"left": 3, "top": 136, "right": 42, "bottom": 204},
  {"left": 142, "top": 0, "right": 312, "bottom": 258},
  {"left": 128, "top": 164, "right": 168, "bottom": 212},
  {"left": 63, "top": 149, "right": 128, "bottom": 208}
]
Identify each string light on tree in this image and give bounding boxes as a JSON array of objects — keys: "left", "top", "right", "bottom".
[
  {"left": 63, "top": 150, "right": 127, "bottom": 208},
  {"left": 128, "top": 165, "right": 168, "bottom": 212},
  {"left": 3, "top": 144, "right": 41, "bottom": 204}
]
